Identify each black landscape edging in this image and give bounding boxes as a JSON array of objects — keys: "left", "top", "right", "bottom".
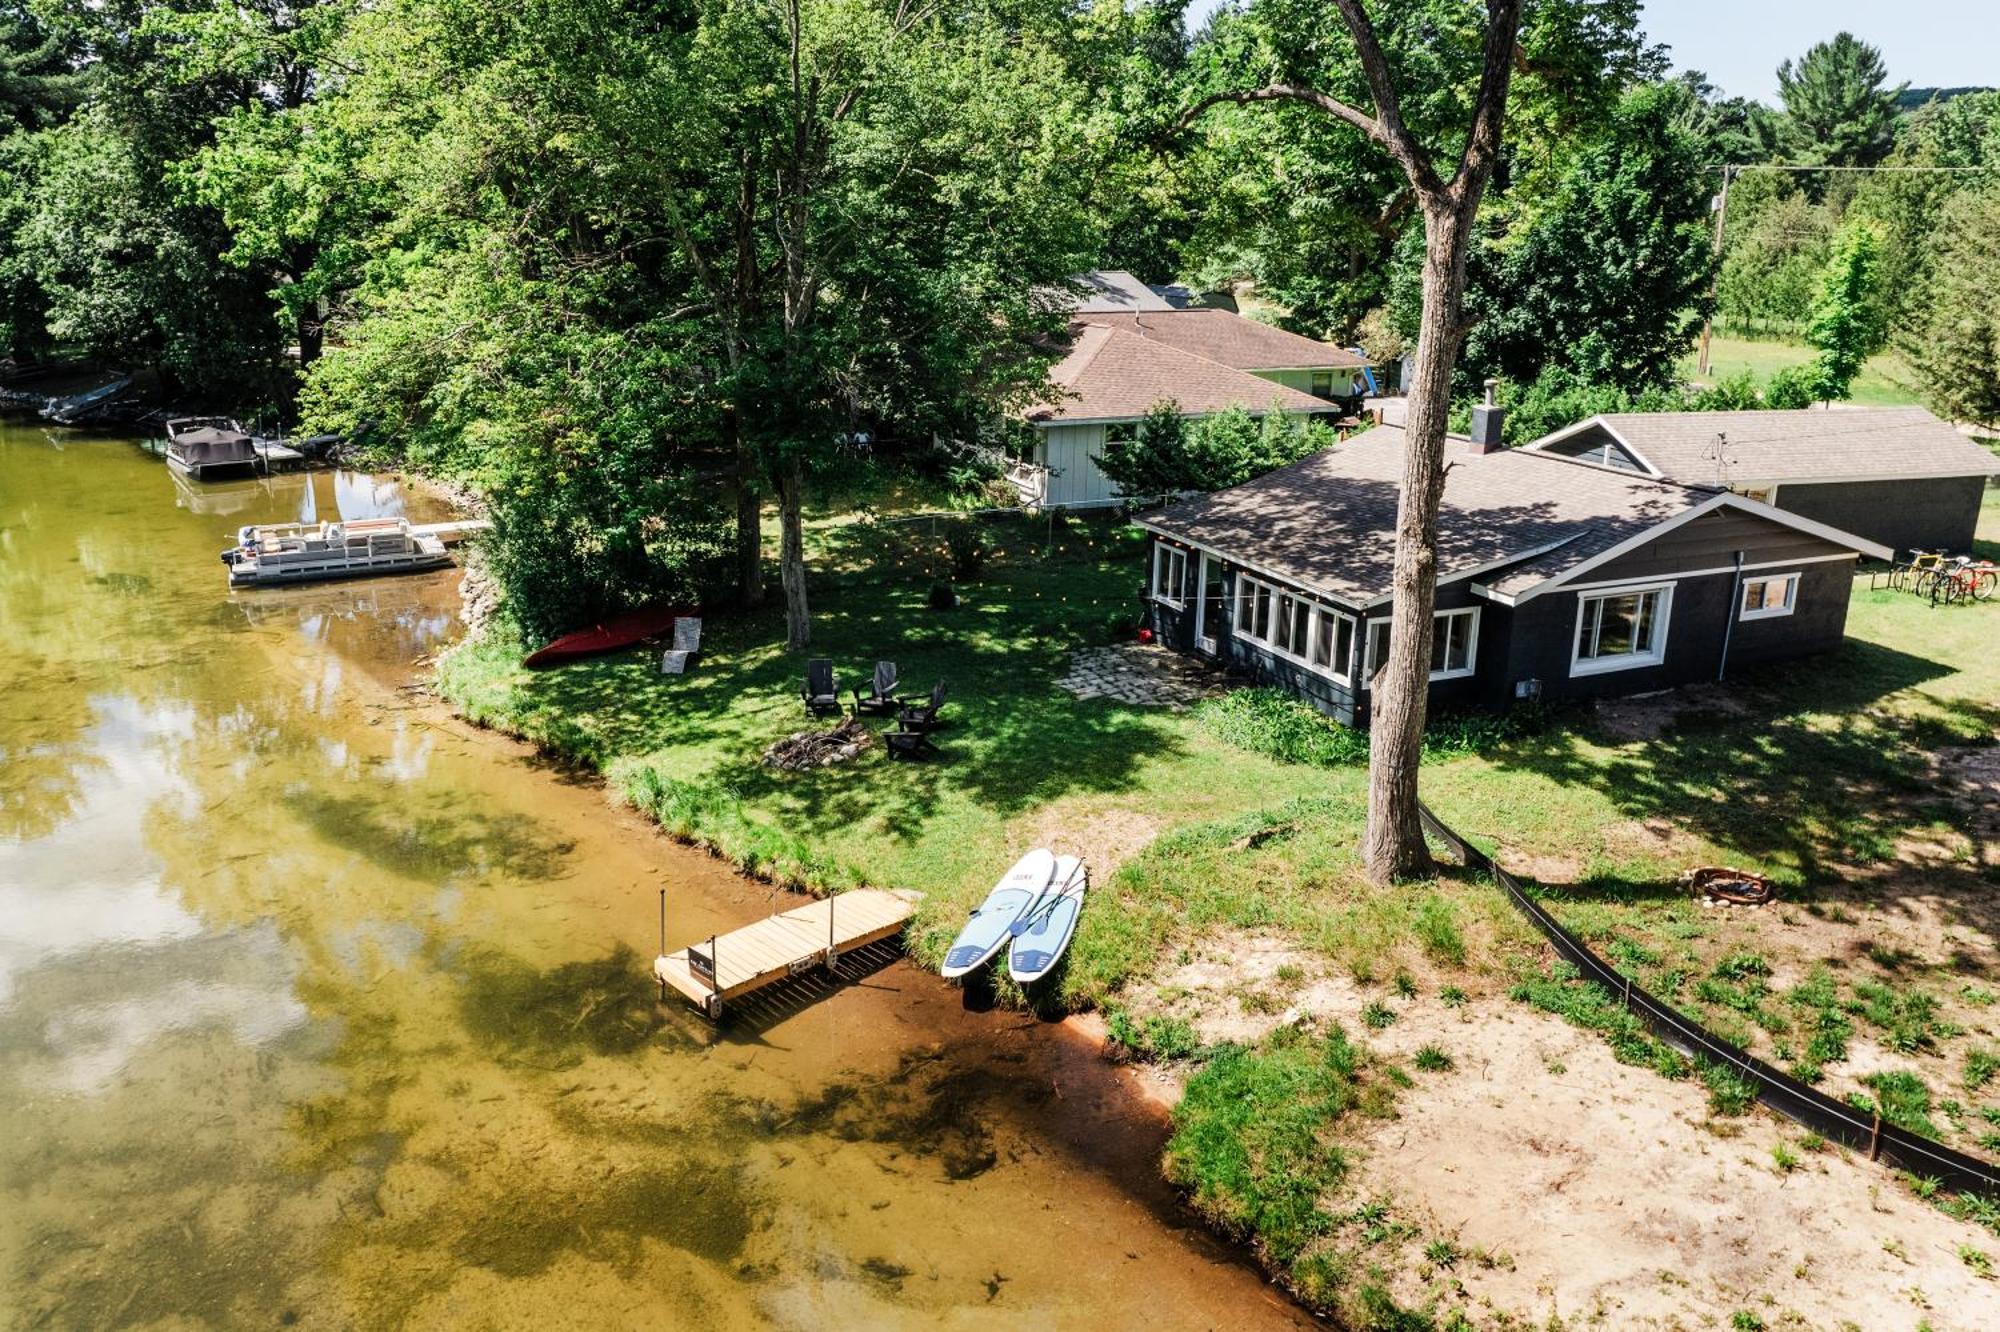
[{"left": 1418, "top": 803, "right": 2000, "bottom": 1201}]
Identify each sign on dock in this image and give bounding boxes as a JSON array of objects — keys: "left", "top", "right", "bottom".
[{"left": 655, "top": 888, "right": 919, "bottom": 1018}]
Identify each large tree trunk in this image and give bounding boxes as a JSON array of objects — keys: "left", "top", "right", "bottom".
[
  {"left": 734, "top": 474, "right": 764, "bottom": 607},
  {"left": 730, "top": 407, "right": 764, "bottom": 607},
  {"left": 776, "top": 459, "right": 809, "bottom": 649},
  {"left": 296, "top": 302, "right": 323, "bottom": 367},
  {"left": 1363, "top": 197, "right": 1480, "bottom": 884}
]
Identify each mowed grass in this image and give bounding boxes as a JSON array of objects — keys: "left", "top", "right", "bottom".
[
  {"left": 440, "top": 490, "right": 1999, "bottom": 1019},
  {"left": 1677, "top": 333, "right": 1921, "bottom": 408},
  {"left": 437, "top": 508, "right": 1338, "bottom": 985}
]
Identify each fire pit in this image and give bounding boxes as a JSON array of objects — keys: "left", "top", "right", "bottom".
[
  {"left": 762, "top": 717, "right": 873, "bottom": 770},
  {"left": 1681, "top": 865, "right": 1776, "bottom": 907}
]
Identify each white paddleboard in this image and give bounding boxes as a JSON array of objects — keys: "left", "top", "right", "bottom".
[
  {"left": 940, "top": 848, "right": 1059, "bottom": 979},
  {"left": 1007, "top": 854, "right": 1087, "bottom": 985}
]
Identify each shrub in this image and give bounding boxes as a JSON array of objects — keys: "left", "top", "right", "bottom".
[
  {"left": 1860, "top": 1070, "right": 1939, "bottom": 1138},
  {"left": 1700, "top": 1059, "right": 1758, "bottom": 1116},
  {"left": 944, "top": 525, "right": 993, "bottom": 581},
  {"left": 1362, "top": 1001, "right": 1396, "bottom": 1030},
  {"left": 1106, "top": 1006, "right": 1202, "bottom": 1062},
  {"left": 1413, "top": 1045, "right": 1454, "bottom": 1073},
  {"left": 1194, "top": 689, "right": 1370, "bottom": 767}
]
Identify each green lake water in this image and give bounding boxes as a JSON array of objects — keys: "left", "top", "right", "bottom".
[{"left": 0, "top": 424, "right": 1307, "bottom": 1329}]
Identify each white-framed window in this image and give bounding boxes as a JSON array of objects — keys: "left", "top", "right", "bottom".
[
  {"left": 1739, "top": 572, "right": 1798, "bottom": 620},
  {"left": 1571, "top": 583, "right": 1673, "bottom": 676},
  {"left": 1233, "top": 573, "right": 1356, "bottom": 684},
  {"left": 1152, "top": 544, "right": 1189, "bottom": 607},
  {"left": 1362, "top": 607, "right": 1481, "bottom": 687}
]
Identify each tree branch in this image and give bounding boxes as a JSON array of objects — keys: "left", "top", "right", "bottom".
[
  {"left": 1179, "top": 84, "right": 1385, "bottom": 148},
  {"left": 1447, "top": 0, "right": 1525, "bottom": 203},
  {"left": 1328, "top": 0, "right": 1444, "bottom": 197}
]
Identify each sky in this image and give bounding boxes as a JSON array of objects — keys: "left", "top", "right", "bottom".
[
  {"left": 1637, "top": 0, "right": 1999, "bottom": 103},
  {"left": 1181, "top": 1, "right": 1998, "bottom": 106}
]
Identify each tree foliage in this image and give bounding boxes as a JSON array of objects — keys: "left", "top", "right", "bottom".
[
  {"left": 1422, "top": 83, "right": 1713, "bottom": 394},
  {"left": 1093, "top": 401, "right": 1338, "bottom": 497},
  {"left": 1798, "top": 217, "right": 1886, "bottom": 402},
  {"left": 1774, "top": 31, "right": 1903, "bottom": 169},
  {"left": 1900, "top": 185, "right": 2000, "bottom": 426}
]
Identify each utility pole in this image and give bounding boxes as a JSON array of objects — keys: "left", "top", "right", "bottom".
[{"left": 1696, "top": 164, "right": 1734, "bottom": 378}]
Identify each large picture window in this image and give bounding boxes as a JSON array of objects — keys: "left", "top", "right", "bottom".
[
  {"left": 1152, "top": 544, "right": 1188, "bottom": 607},
  {"left": 1362, "top": 608, "right": 1480, "bottom": 687},
  {"left": 1739, "top": 573, "right": 1798, "bottom": 620},
  {"left": 1572, "top": 584, "right": 1672, "bottom": 675},
  {"left": 1234, "top": 574, "right": 1355, "bottom": 684}
]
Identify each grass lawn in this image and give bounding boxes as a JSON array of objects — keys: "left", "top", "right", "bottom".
[
  {"left": 1678, "top": 332, "right": 1922, "bottom": 408},
  {"left": 437, "top": 485, "right": 2000, "bottom": 1320}
]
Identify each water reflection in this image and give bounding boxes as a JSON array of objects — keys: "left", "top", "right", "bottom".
[{"left": 0, "top": 425, "right": 1308, "bottom": 1330}]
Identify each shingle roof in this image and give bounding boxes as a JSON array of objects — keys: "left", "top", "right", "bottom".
[
  {"left": 1028, "top": 324, "right": 1328, "bottom": 423},
  {"left": 1139, "top": 426, "right": 1722, "bottom": 603},
  {"left": 1552, "top": 407, "right": 2000, "bottom": 484},
  {"left": 1078, "top": 309, "right": 1370, "bottom": 372},
  {"left": 1062, "top": 269, "right": 1178, "bottom": 314}
]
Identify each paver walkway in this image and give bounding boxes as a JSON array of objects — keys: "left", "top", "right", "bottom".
[{"left": 1056, "top": 644, "right": 1228, "bottom": 709}]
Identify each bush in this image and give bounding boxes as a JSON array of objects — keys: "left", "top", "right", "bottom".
[
  {"left": 945, "top": 525, "right": 993, "bottom": 581},
  {"left": 1194, "top": 689, "right": 1370, "bottom": 767}
]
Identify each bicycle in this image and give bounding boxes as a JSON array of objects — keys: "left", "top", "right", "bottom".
[
  {"left": 1899, "top": 550, "right": 1946, "bottom": 596},
  {"left": 1929, "top": 557, "right": 1997, "bottom": 607}
]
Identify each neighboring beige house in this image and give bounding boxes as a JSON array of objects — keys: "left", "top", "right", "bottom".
[{"left": 1014, "top": 271, "right": 1372, "bottom": 510}]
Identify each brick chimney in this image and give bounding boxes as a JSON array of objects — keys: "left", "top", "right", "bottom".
[{"left": 1469, "top": 379, "right": 1505, "bottom": 454}]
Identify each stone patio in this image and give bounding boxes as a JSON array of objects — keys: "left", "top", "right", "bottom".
[{"left": 1056, "top": 643, "right": 1229, "bottom": 710}]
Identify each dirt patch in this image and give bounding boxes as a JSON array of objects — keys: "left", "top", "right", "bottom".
[
  {"left": 1937, "top": 745, "right": 2000, "bottom": 868},
  {"left": 1027, "top": 805, "right": 1164, "bottom": 878},
  {"left": 1593, "top": 684, "right": 1759, "bottom": 743},
  {"left": 1115, "top": 929, "right": 2000, "bottom": 1328}
]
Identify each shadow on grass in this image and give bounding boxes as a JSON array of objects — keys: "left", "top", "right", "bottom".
[
  {"left": 1486, "top": 640, "right": 1996, "bottom": 884},
  {"left": 482, "top": 515, "right": 1191, "bottom": 846}
]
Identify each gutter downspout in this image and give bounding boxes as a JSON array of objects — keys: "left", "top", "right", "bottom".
[{"left": 1717, "top": 551, "right": 1745, "bottom": 683}]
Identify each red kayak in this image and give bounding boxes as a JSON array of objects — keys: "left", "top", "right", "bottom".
[{"left": 523, "top": 604, "right": 693, "bottom": 668}]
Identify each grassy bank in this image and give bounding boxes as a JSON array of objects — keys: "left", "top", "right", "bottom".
[{"left": 436, "top": 490, "right": 2000, "bottom": 1321}]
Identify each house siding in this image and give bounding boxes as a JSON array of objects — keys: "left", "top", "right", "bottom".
[
  {"left": 1586, "top": 506, "right": 1840, "bottom": 584},
  {"left": 1770, "top": 475, "right": 1988, "bottom": 559},
  {"left": 1143, "top": 514, "right": 1861, "bottom": 726},
  {"left": 1035, "top": 423, "right": 1125, "bottom": 509},
  {"left": 1499, "top": 559, "right": 1853, "bottom": 704}
]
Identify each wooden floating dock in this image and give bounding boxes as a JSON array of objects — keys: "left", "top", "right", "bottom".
[
  {"left": 654, "top": 888, "right": 920, "bottom": 1018},
  {"left": 408, "top": 519, "right": 491, "bottom": 546}
]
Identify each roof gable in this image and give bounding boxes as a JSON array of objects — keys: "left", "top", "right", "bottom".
[
  {"left": 1077, "top": 309, "right": 1368, "bottom": 372},
  {"left": 1528, "top": 407, "right": 2000, "bottom": 485},
  {"left": 1029, "top": 325, "right": 1328, "bottom": 423}
]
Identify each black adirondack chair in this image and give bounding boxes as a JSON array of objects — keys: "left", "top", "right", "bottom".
[
  {"left": 885, "top": 726, "right": 938, "bottom": 760},
  {"left": 801, "top": 658, "right": 841, "bottom": 717},
  {"left": 897, "top": 680, "right": 948, "bottom": 733},
  {"left": 853, "top": 660, "right": 901, "bottom": 716}
]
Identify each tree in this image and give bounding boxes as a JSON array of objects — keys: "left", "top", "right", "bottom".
[
  {"left": 0, "top": 3, "right": 82, "bottom": 130},
  {"left": 1093, "top": 401, "right": 1338, "bottom": 496},
  {"left": 1774, "top": 32, "right": 1902, "bottom": 169},
  {"left": 1901, "top": 185, "right": 2000, "bottom": 426},
  {"left": 1185, "top": 0, "right": 1525, "bottom": 883},
  {"left": 1421, "top": 83, "right": 1715, "bottom": 395},
  {"left": 1798, "top": 217, "right": 1886, "bottom": 402},
  {"left": 628, "top": 0, "right": 1099, "bottom": 647}
]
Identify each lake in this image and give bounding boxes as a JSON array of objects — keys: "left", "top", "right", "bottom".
[{"left": 0, "top": 424, "right": 1308, "bottom": 1329}]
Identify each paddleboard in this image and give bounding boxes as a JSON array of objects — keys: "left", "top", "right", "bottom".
[
  {"left": 940, "top": 848, "right": 1058, "bottom": 980},
  {"left": 1007, "top": 854, "right": 1087, "bottom": 985}
]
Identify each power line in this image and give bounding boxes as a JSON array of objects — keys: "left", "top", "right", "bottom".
[{"left": 1703, "top": 163, "right": 1992, "bottom": 173}]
